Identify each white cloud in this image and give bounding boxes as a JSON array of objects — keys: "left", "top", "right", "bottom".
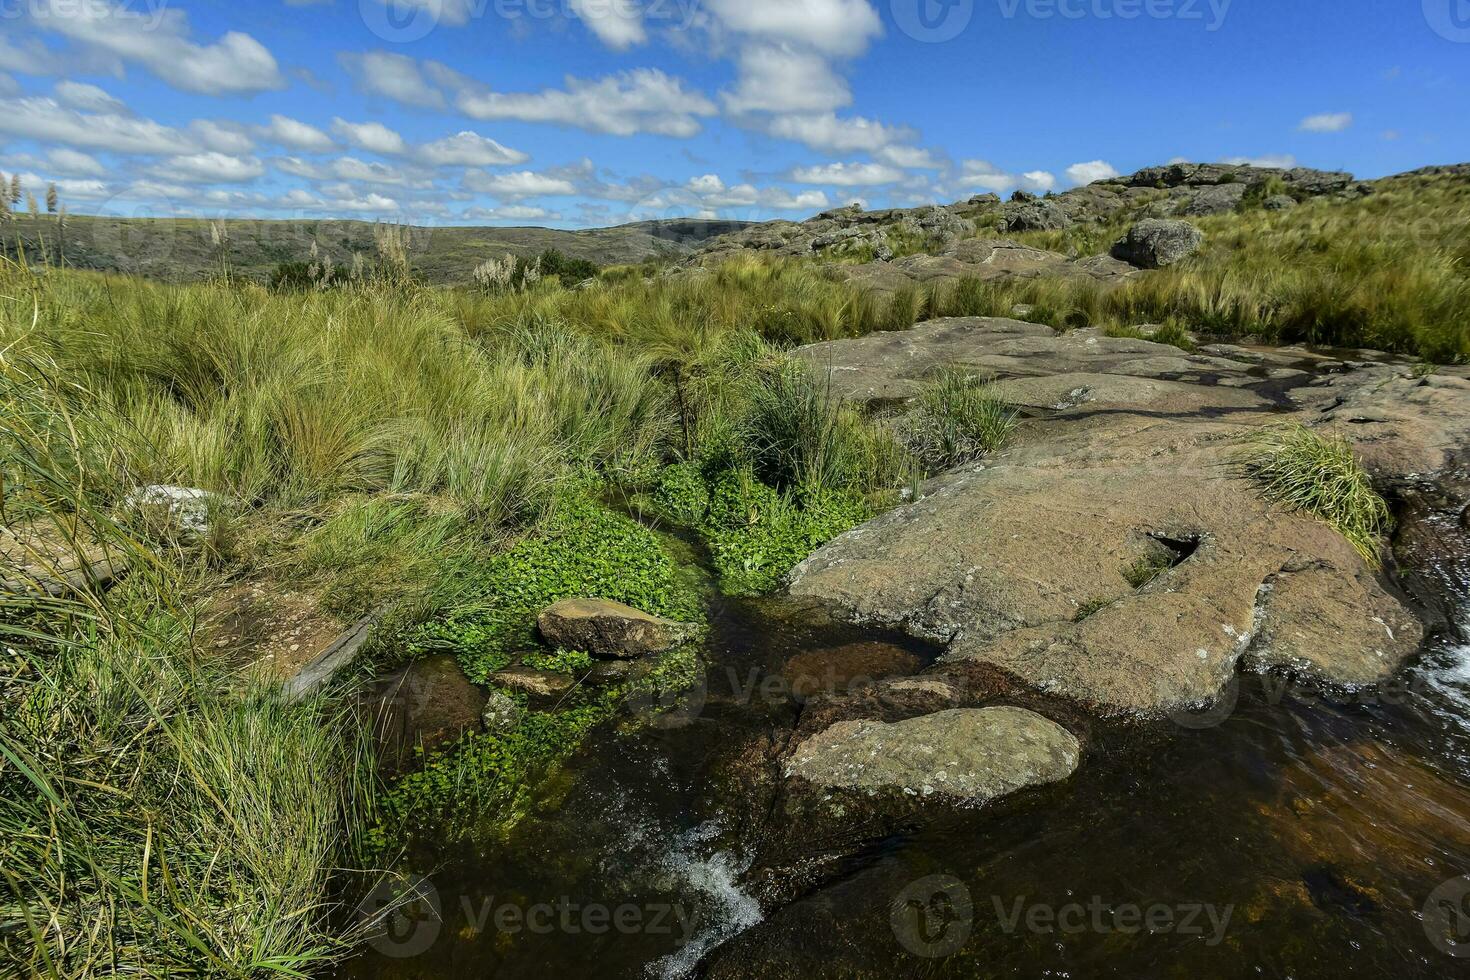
[
  {"left": 332, "top": 118, "right": 408, "bottom": 155},
  {"left": 11, "top": 172, "right": 109, "bottom": 200},
  {"left": 1064, "top": 160, "right": 1119, "bottom": 185},
  {"left": 331, "top": 157, "right": 416, "bottom": 186},
  {"left": 189, "top": 120, "right": 256, "bottom": 155},
  {"left": 707, "top": 0, "right": 883, "bottom": 57},
  {"left": 258, "top": 115, "right": 336, "bottom": 152},
  {"left": 956, "top": 160, "right": 1018, "bottom": 193},
  {"left": 763, "top": 112, "right": 913, "bottom": 153},
  {"left": 1298, "top": 112, "right": 1353, "bottom": 133},
  {"left": 53, "top": 80, "right": 126, "bottom": 114},
  {"left": 876, "top": 145, "right": 941, "bottom": 169},
  {"left": 465, "top": 170, "right": 578, "bottom": 198},
  {"left": 33, "top": 0, "right": 284, "bottom": 96},
  {"left": 464, "top": 204, "right": 561, "bottom": 222},
  {"left": 722, "top": 44, "right": 850, "bottom": 115},
  {"left": 789, "top": 161, "right": 904, "bottom": 186},
  {"left": 163, "top": 152, "right": 265, "bottom": 184},
  {"left": 44, "top": 148, "right": 108, "bottom": 177},
  {"left": 0, "top": 72, "right": 17, "bottom": 96},
  {"left": 1020, "top": 170, "right": 1057, "bottom": 193},
  {"left": 0, "top": 97, "right": 194, "bottom": 155},
  {"left": 688, "top": 174, "right": 725, "bottom": 193},
  {"left": 1221, "top": 154, "right": 1297, "bottom": 169},
  {"left": 417, "top": 131, "right": 528, "bottom": 167},
  {"left": 456, "top": 69, "right": 717, "bottom": 137},
  {"left": 340, "top": 50, "right": 446, "bottom": 108},
  {"left": 570, "top": 0, "right": 646, "bottom": 49}
]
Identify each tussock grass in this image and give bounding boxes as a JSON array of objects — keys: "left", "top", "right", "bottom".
[
  {"left": 1236, "top": 422, "right": 1391, "bottom": 565},
  {"left": 906, "top": 367, "right": 1019, "bottom": 468},
  {"left": 980, "top": 171, "right": 1470, "bottom": 361},
  {"left": 0, "top": 356, "right": 375, "bottom": 977}
]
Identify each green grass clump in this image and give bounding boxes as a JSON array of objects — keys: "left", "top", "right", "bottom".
[
  {"left": 1236, "top": 423, "right": 1392, "bottom": 565},
  {"left": 412, "top": 494, "right": 703, "bottom": 683},
  {"left": 1, "top": 360, "right": 373, "bottom": 977},
  {"left": 1123, "top": 549, "right": 1175, "bottom": 588},
  {"left": 907, "top": 367, "right": 1019, "bottom": 468}
]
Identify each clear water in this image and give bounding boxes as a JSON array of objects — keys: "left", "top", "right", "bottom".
[{"left": 343, "top": 515, "right": 1470, "bottom": 979}]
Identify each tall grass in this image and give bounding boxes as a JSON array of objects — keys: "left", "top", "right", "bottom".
[
  {"left": 1235, "top": 422, "right": 1391, "bottom": 565},
  {"left": 0, "top": 354, "right": 376, "bottom": 977},
  {"left": 958, "top": 170, "right": 1470, "bottom": 361}
]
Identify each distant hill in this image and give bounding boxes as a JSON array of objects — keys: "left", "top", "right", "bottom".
[{"left": 16, "top": 214, "right": 754, "bottom": 284}]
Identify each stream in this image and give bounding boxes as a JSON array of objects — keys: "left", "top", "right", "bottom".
[{"left": 341, "top": 470, "right": 1470, "bottom": 980}]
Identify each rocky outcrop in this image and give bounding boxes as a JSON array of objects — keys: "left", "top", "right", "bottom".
[
  {"left": 784, "top": 319, "right": 1464, "bottom": 718},
  {"left": 692, "top": 161, "right": 1366, "bottom": 281},
  {"left": 1111, "top": 219, "right": 1204, "bottom": 268},
  {"left": 785, "top": 706, "right": 1079, "bottom": 803},
  {"left": 537, "top": 597, "right": 697, "bottom": 659}
]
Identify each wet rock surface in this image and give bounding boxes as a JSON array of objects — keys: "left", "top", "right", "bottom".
[
  {"left": 366, "top": 655, "right": 485, "bottom": 774},
  {"left": 785, "top": 706, "right": 1080, "bottom": 802},
  {"left": 537, "top": 596, "right": 697, "bottom": 659}
]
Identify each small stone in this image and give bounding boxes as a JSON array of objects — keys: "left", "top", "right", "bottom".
[
  {"left": 482, "top": 690, "right": 523, "bottom": 734},
  {"left": 537, "top": 597, "right": 697, "bottom": 660}
]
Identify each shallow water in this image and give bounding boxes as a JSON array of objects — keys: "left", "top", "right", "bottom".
[{"left": 343, "top": 527, "right": 1470, "bottom": 979}]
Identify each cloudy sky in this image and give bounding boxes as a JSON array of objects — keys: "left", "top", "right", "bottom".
[{"left": 0, "top": 0, "right": 1466, "bottom": 227}]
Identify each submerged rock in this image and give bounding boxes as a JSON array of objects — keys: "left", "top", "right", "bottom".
[
  {"left": 785, "top": 706, "right": 1080, "bottom": 803},
  {"left": 482, "top": 689, "right": 523, "bottom": 734},
  {"left": 367, "top": 655, "right": 485, "bottom": 773},
  {"left": 537, "top": 597, "right": 697, "bottom": 659},
  {"left": 491, "top": 666, "right": 575, "bottom": 701}
]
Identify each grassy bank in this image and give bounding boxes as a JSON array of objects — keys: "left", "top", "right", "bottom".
[
  {"left": 968, "top": 169, "right": 1470, "bottom": 362},
  {"left": 0, "top": 253, "right": 950, "bottom": 973}
]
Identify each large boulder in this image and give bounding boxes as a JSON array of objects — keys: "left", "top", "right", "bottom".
[
  {"left": 537, "top": 597, "right": 696, "bottom": 659},
  {"left": 785, "top": 706, "right": 1080, "bottom": 802},
  {"left": 1111, "top": 218, "right": 1204, "bottom": 268},
  {"left": 784, "top": 318, "right": 1447, "bottom": 718},
  {"left": 1005, "top": 199, "right": 1073, "bottom": 232}
]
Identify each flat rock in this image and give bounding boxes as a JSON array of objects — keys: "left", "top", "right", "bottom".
[
  {"left": 537, "top": 597, "right": 696, "bottom": 659},
  {"left": 491, "top": 667, "right": 575, "bottom": 701},
  {"left": 785, "top": 706, "right": 1080, "bottom": 802},
  {"left": 1, "top": 519, "right": 128, "bottom": 596},
  {"left": 788, "top": 411, "right": 1424, "bottom": 715}
]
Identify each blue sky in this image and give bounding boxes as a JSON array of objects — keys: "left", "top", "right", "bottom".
[{"left": 0, "top": 0, "right": 1466, "bottom": 228}]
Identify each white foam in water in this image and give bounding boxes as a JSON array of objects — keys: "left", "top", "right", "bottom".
[{"left": 646, "top": 821, "right": 764, "bottom": 980}]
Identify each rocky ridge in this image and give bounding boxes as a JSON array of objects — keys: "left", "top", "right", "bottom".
[{"left": 690, "top": 161, "right": 1373, "bottom": 295}]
